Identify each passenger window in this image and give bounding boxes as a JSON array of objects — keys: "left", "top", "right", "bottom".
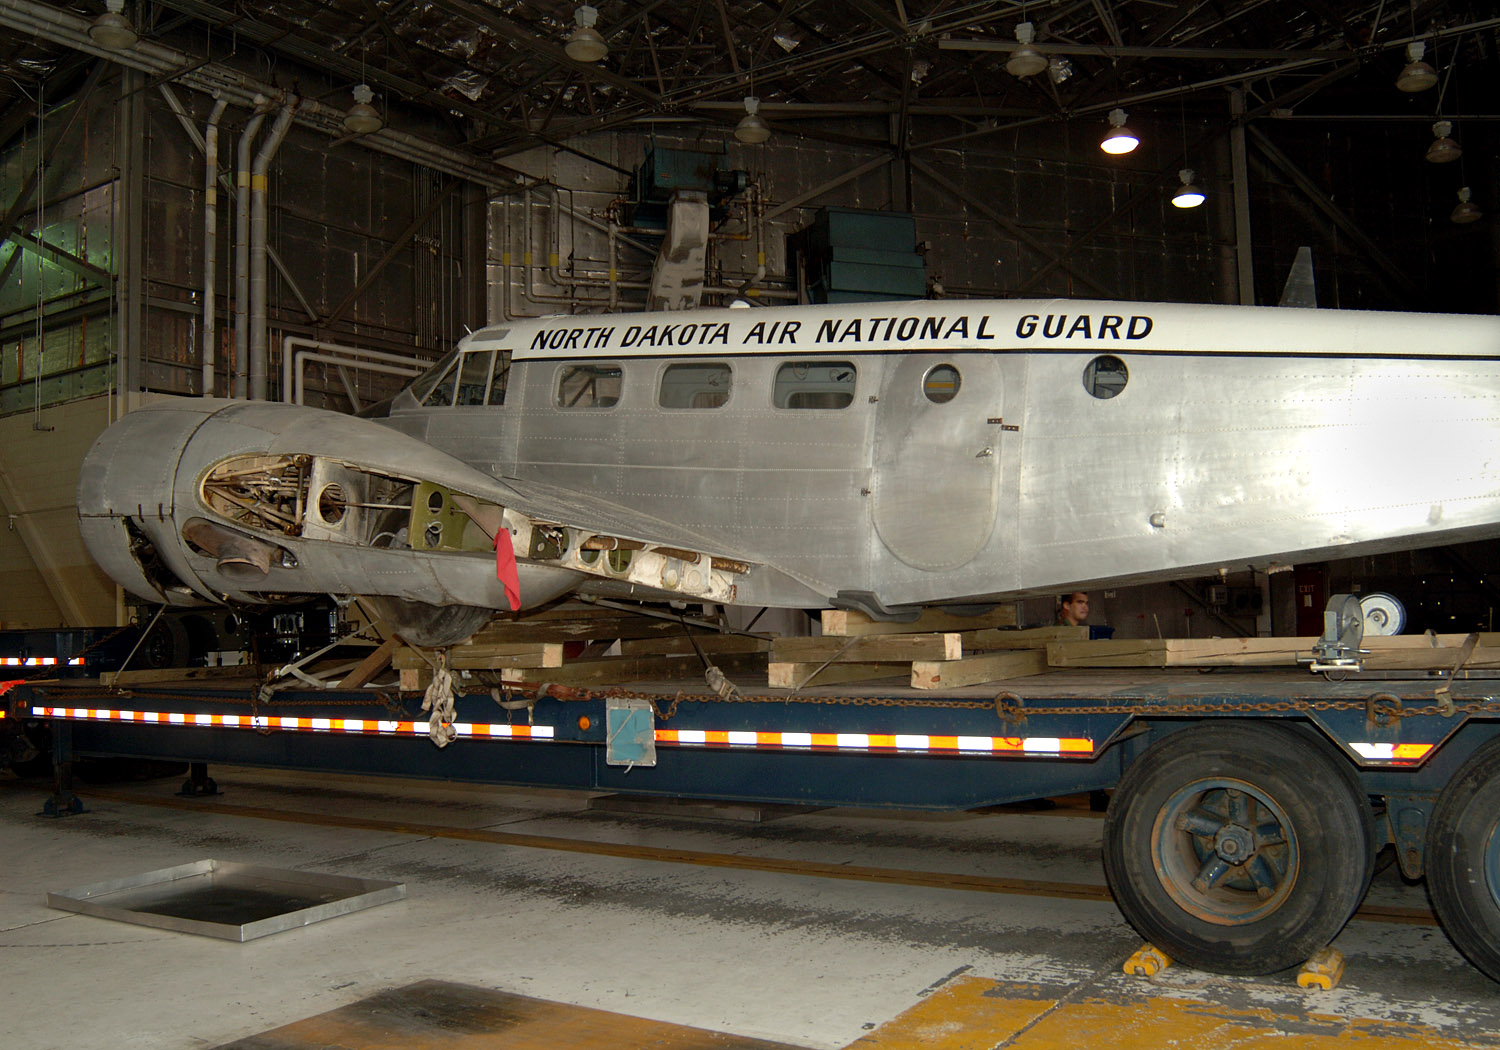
[
  {"left": 556, "top": 363, "right": 623, "bottom": 408},
  {"left": 1083, "top": 355, "right": 1129, "bottom": 399},
  {"left": 455, "top": 349, "right": 493, "bottom": 406},
  {"left": 774, "top": 361, "right": 856, "bottom": 409},
  {"left": 488, "top": 350, "right": 512, "bottom": 405},
  {"left": 659, "top": 362, "right": 731, "bottom": 409},
  {"left": 421, "top": 356, "right": 459, "bottom": 407},
  {"left": 923, "top": 363, "right": 961, "bottom": 404}
]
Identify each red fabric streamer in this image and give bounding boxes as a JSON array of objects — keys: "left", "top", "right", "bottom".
[{"left": 494, "top": 528, "right": 522, "bottom": 611}]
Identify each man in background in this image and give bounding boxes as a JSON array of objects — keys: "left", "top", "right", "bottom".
[{"left": 1057, "top": 591, "right": 1089, "bottom": 627}]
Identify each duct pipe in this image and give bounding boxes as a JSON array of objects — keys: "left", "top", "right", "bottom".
[
  {"left": 250, "top": 100, "right": 297, "bottom": 402},
  {"left": 281, "top": 336, "right": 430, "bottom": 405},
  {"left": 233, "top": 98, "right": 268, "bottom": 399},
  {"left": 201, "top": 95, "right": 228, "bottom": 396}
]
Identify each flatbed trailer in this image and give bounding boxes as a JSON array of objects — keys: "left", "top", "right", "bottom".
[{"left": 8, "top": 667, "right": 1500, "bottom": 984}]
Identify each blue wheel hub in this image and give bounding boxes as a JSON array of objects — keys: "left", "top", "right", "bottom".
[{"left": 1153, "top": 778, "right": 1299, "bottom": 924}]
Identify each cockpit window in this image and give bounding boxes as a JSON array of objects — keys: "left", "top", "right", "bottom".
[
  {"left": 420, "top": 356, "right": 459, "bottom": 407},
  {"left": 409, "top": 348, "right": 459, "bottom": 405},
  {"left": 455, "top": 349, "right": 493, "bottom": 406},
  {"left": 774, "top": 360, "right": 856, "bottom": 409}
]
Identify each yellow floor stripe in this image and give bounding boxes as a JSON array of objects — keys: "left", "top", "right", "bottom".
[
  {"left": 848, "top": 976, "right": 1496, "bottom": 1050},
  {"left": 846, "top": 977, "right": 1056, "bottom": 1049}
]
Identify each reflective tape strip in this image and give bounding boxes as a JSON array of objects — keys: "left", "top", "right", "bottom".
[
  {"left": 1349, "top": 741, "right": 1434, "bottom": 763},
  {"left": 654, "top": 728, "right": 1093, "bottom": 756},
  {"left": 1, "top": 657, "right": 61, "bottom": 666},
  {"left": 30, "top": 707, "right": 553, "bottom": 740}
]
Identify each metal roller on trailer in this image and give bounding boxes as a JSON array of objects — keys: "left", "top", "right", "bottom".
[{"left": 9, "top": 645, "right": 1500, "bottom": 986}]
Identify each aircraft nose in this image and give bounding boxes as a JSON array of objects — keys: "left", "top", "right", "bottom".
[{"left": 77, "top": 400, "right": 230, "bottom": 605}]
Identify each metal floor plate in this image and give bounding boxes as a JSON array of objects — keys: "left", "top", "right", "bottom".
[{"left": 47, "top": 859, "right": 405, "bottom": 941}]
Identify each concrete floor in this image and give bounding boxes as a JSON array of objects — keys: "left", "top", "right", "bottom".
[{"left": 3, "top": 764, "right": 1498, "bottom": 1050}]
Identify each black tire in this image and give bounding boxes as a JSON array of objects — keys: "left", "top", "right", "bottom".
[
  {"left": 1268, "top": 720, "right": 1380, "bottom": 894},
  {"left": 1427, "top": 735, "right": 1500, "bottom": 983},
  {"left": 363, "top": 597, "right": 493, "bottom": 648},
  {"left": 1103, "top": 721, "right": 1369, "bottom": 975}
]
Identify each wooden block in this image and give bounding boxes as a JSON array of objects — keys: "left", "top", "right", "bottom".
[
  {"left": 399, "top": 667, "right": 423, "bottom": 692},
  {"left": 964, "top": 625, "right": 1089, "bottom": 650},
  {"left": 911, "top": 649, "right": 1050, "bottom": 689},
  {"left": 766, "top": 661, "right": 907, "bottom": 688},
  {"left": 392, "top": 642, "right": 565, "bottom": 670},
  {"left": 502, "top": 650, "right": 767, "bottom": 686},
  {"left": 99, "top": 665, "right": 260, "bottom": 687},
  {"left": 820, "top": 605, "right": 1018, "bottom": 636},
  {"left": 773, "top": 633, "right": 962, "bottom": 663},
  {"left": 619, "top": 635, "right": 772, "bottom": 657}
]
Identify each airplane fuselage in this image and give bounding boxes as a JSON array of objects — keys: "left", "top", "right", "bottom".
[
  {"left": 383, "top": 298, "right": 1500, "bottom": 611},
  {"left": 76, "top": 297, "right": 1500, "bottom": 635}
]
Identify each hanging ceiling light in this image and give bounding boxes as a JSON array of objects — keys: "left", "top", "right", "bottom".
[
  {"left": 1452, "top": 187, "right": 1482, "bottom": 224},
  {"left": 1171, "top": 169, "right": 1205, "bottom": 209},
  {"left": 343, "top": 84, "right": 382, "bottom": 135},
  {"left": 1395, "top": 41, "right": 1437, "bottom": 92},
  {"left": 734, "top": 96, "right": 771, "bottom": 144},
  {"left": 1100, "top": 108, "right": 1139, "bottom": 155},
  {"left": 1425, "top": 120, "right": 1461, "bottom": 163},
  {"left": 1005, "top": 22, "right": 1048, "bottom": 78},
  {"left": 565, "top": 5, "right": 609, "bottom": 63},
  {"left": 88, "top": 0, "right": 138, "bottom": 50}
]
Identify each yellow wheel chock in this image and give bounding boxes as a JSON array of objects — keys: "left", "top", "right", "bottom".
[
  {"left": 1296, "top": 947, "right": 1346, "bottom": 990},
  {"left": 1123, "top": 944, "right": 1173, "bottom": 977}
]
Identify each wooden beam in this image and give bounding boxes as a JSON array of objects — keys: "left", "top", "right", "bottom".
[
  {"left": 911, "top": 650, "right": 1049, "bottom": 689},
  {"left": 339, "top": 635, "right": 401, "bottom": 688},
  {"left": 821, "top": 606, "right": 1017, "bottom": 637},
  {"left": 767, "top": 661, "right": 907, "bottom": 689},
  {"left": 773, "top": 633, "right": 963, "bottom": 663}
]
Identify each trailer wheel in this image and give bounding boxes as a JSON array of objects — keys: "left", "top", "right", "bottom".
[
  {"left": 1427, "top": 736, "right": 1500, "bottom": 984},
  {"left": 1103, "top": 721, "right": 1368, "bottom": 975}
]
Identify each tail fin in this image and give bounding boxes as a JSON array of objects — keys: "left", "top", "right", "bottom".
[{"left": 1278, "top": 246, "right": 1317, "bottom": 308}]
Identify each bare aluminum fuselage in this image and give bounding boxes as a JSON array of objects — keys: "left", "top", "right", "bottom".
[
  {"left": 77, "top": 297, "right": 1500, "bottom": 619},
  {"left": 390, "top": 298, "right": 1500, "bottom": 610}
]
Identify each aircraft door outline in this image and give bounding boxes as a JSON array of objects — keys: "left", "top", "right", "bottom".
[{"left": 870, "top": 353, "right": 1002, "bottom": 571}]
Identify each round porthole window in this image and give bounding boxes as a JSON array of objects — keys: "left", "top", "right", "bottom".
[
  {"left": 1083, "top": 355, "right": 1129, "bottom": 399},
  {"left": 923, "top": 363, "right": 961, "bottom": 403}
]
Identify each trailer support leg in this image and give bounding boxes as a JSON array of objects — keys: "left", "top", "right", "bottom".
[
  {"left": 42, "top": 721, "right": 83, "bottom": 817},
  {"left": 179, "top": 761, "right": 220, "bottom": 797}
]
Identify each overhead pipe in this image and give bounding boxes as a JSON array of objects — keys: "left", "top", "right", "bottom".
[
  {"left": 233, "top": 97, "right": 269, "bottom": 399},
  {"left": 0, "top": 0, "right": 516, "bottom": 190},
  {"left": 249, "top": 99, "right": 297, "bottom": 402},
  {"left": 200, "top": 94, "right": 228, "bottom": 397}
]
